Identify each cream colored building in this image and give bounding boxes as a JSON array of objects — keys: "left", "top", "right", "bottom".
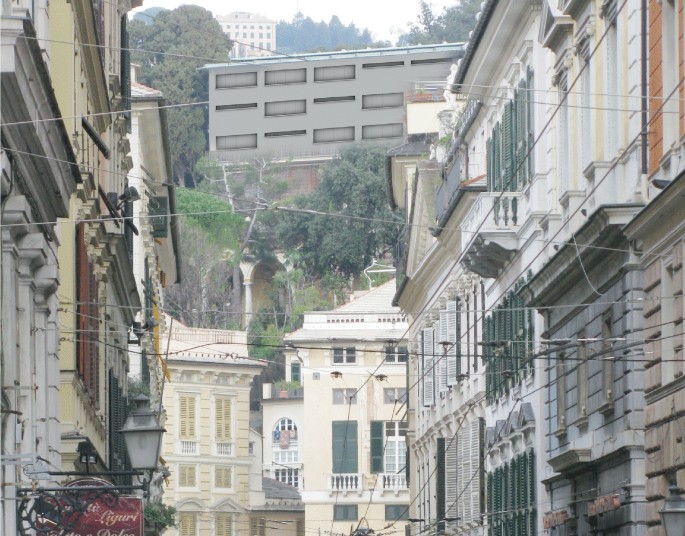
[
  {"left": 283, "top": 280, "right": 411, "bottom": 535},
  {"left": 161, "top": 321, "right": 264, "bottom": 535},
  {"left": 217, "top": 12, "right": 276, "bottom": 58}
]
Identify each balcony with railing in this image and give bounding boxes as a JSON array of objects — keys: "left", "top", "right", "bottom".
[
  {"left": 328, "top": 473, "right": 363, "bottom": 496},
  {"left": 460, "top": 191, "right": 521, "bottom": 278},
  {"left": 176, "top": 440, "right": 198, "bottom": 455},
  {"left": 214, "top": 441, "right": 234, "bottom": 456},
  {"left": 380, "top": 473, "right": 408, "bottom": 494}
]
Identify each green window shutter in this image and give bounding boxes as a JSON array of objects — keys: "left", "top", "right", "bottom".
[
  {"left": 528, "top": 450, "right": 535, "bottom": 505},
  {"left": 436, "top": 438, "right": 446, "bottom": 533},
  {"left": 487, "top": 137, "right": 493, "bottom": 191},
  {"left": 527, "top": 67, "right": 535, "bottom": 180},
  {"left": 291, "top": 362, "right": 301, "bottom": 383},
  {"left": 332, "top": 421, "right": 358, "bottom": 473},
  {"left": 370, "top": 421, "right": 384, "bottom": 473}
]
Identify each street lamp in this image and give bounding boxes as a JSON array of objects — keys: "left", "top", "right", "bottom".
[
  {"left": 120, "top": 394, "right": 166, "bottom": 471},
  {"left": 660, "top": 482, "right": 685, "bottom": 536}
]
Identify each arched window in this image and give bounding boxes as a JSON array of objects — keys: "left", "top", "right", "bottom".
[{"left": 271, "top": 418, "right": 299, "bottom": 487}]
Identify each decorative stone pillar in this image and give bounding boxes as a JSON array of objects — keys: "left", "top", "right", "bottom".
[{"left": 244, "top": 278, "right": 253, "bottom": 327}]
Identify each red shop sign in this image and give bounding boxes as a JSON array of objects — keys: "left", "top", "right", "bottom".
[{"left": 48, "top": 477, "right": 144, "bottom": 536}]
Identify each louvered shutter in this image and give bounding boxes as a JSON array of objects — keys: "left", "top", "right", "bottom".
[
  {"left": 215, "top": 466, "right": 232, "bottom": 488},
  {"left": 370, "top": 421, "right": 384, "bottom": 473},
  {"left": 216, "top": 513, "right": 233, "bottom": 536},
  {"left": 179, "top": 513, "right": 197, "bottom": 536},
  {"left": 422, "top": 328, "right": 435, "bottom": 406},
  {"left": 436, "top": 438, "right": 446, "bottom": 531},
  {"left": 446, "top": 301, "right": 458, "bottom": 385},
  {"left": 438, "top": 311, "right": 448, "bottom": 392},
  {"left": 180, "top": 396, "right": 196, "bottom": 439},
  {"left": 216, "top": 398, "right": 232, "bottom": 441},
  {"left": 468, "top": 420, "right": 481, "bottom": 524},
  {"left": 332, "top": 421, "right": 358, "bottom": 473},
  {"left": 527, "top": 67, "right": 535, "bottom": 180},
  {"left": 445, "top": 435, "right": 458, "bottom": 518}
]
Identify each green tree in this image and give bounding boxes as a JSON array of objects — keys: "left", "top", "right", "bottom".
[
  {"left": 164, "top": 189, "right": 245, "bottom": 328},
  {"left": 399, "top": 0, "right": 482, "bottom": 45},
  {"left": 129, "top": 6, "right": 229, "bottom": 186},
  {"left": 273, "top": 145, "right": 404, "bottom": 280},
  {"left": 276, "top": 12, "right": 384, "bottom": 53}
]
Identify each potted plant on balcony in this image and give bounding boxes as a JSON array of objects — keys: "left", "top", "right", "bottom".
[{"left": 275, "top": 380, "right": 301, "bottom": 398}]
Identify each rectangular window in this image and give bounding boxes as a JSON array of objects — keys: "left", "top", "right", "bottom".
[
  {"left": 291, "top": 362, "right": 301, "bottom": 383},
  {"left": 422, "top": 328, "right": 435, "bottom": 406},
  {"left": 76, "top": 223, "right": 100, "bottom": 408},
  {"left": 215, "top": 513, "right": 233, "bottom": 536},
  {"left": 576, "top": 335, "right": 588, "bottom": 424},
  {"left": 216, "top": 134, "right": 257, "bottom": 150},
  {"left": 555, "top": 352, "right": 567, "bottom": 436},
  {"left": 385, "top": 505, "right": 409, "bottom": 520},
  {"left": 362, "top": 61, "right": 404, "bottom": 68},
  {"left": 215, "top": 465, "right": 232, "bottom": 488},
  {"left": 410, "top": 57, "right": 451, "bottom": 65},
  {"left": 333, "top": 504, "right": 358, "bottom": 521},
  {"left": 250, "top": 519, "right": 265, "bottom": 536},
  {"left": 216, "top": 72, "right": 257, "bottom": 89},
  {"left": 264, "top": 130, "right": 306, "bottom": 138},
  {"left": 216, "top": 103, "right": 258, "bottom": 111},
  {"left": 362, "top": 123, "right": 403, "bottom": 140},
  {"left": 333, "top": 347, "right": 356, "bottom": 364},
  {"left": 600, "top": 313, "right": 614, "bottom": 413},
  {"left": 179, "top": 396, "right": 197, "bottom": 439},
  {"left": 383, "top": 387, "right": 407, "bottom": 404},
  {"left": 265, "top": 68, "right": 306, "bottom": 85},
  {"left": 265, "top": 99, "right": 306, "bottom": 116},
  {"left": 215, "top": 397, "right": 233, "bottom": 441},
  {"left": 332, "top": 421, "right": 358, "bottom": 473},
  {"left": 384, "top": 346, "right": 409, "bottom": 363},
  {"left": 362, "top": 93, "right": 403, "bottom": 109},
  {"left": 275, "top": 467, "right": 299, "bottom": 487},
  {"left": 332, "top": 388, "right": 357, "bottom": 404},
  {"left": 314, "top": 95, "right": 355, "bottom": 104},
  {"left": 314, "top": 64, "right": 355, "bottom": 82},
  {"left": 371, "top": 421, "right": 407, "bottom": 474},
  {"left": 179, "top": 513, "right": 198, "bottom": 536},
  {"left": 179, "top": 464, "right": 197, "bottom": 487},
  {"left": 313, "top": 126, "right": 354, "bottom": 143}
]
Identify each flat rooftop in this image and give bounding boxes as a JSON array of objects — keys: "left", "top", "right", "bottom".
[{"left": 204, "top": 42, "right": 465, "bottom": 69}]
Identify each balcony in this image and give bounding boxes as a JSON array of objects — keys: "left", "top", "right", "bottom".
[
  {"left": 328, "top": 473, "right": 363, "bottom": 496},
  {"left": 177, "top": 440, "right": 198, "bottom": 455},
  {"left": 460, "top": 192, "right": 521, "bottom": 278},
  {"left": 214, "top": 442, "right": 234, "bottom": 456},
  {"left": 380, "top": 473, "right": 408, "bottom": 494}
]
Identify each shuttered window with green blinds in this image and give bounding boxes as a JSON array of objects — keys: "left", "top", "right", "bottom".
[
  {"left": 370, "top": 421, "right": 384, "bottom": 473},
  {"left": 332, "top": 421, "right": 358, "bottom": 473},
  {"left": 436, "top": 438, "right": 446, "bottom": 535},
  {"left": 487, "top": 450, "right": 536, "bottom": 536}
]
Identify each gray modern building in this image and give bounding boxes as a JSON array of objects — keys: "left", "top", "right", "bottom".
[{"left": 205, "top": 43, "right": 464, "bottom": 163}]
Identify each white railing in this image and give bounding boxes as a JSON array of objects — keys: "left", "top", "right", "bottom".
[
  {"left": 328, "top": 473, "right": 363, "bottom": 495},
  {"left": 178, "top": 440, "right": 198, "bottom": 455},
  {"left": 381, "top": 473, "right": 408, "bottom": 492},
  {"left": 460, "top": 191, "right": 521, "bottom": 244},
  {"left": 214, "top": 442, "right": 233, "bottom": 456}
]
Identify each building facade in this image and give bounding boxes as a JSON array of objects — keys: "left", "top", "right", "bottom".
[
  {"left": 624, "top": 1, "right": 685, "bottom": 534},
  {"left": 1, "top": 1, "right": 80, "bottom": 531},
  {"left": 283, "top": 281, "right": 411, "bottom": 535},
  {"left": 217, "top": 11, "right": 276, "bottom": 59},
  {"left": 161, "top": 322, "right": 264, "bottom": 535},
  {"left": 205, "top": 44, "right": 464, "bottom": 163}
]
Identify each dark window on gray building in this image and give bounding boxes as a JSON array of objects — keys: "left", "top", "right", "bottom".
[
  {"left": 264, "top": 99, "right": 306, "bottom": 116},
  {"left": 216, "top": 134, "right": 257, "bottom": 150},
  {"left": 313, "top": 126, "right": 355, "bottom": 143},
  {"left": 314, "top": 64, "right": 355, "bottom": 82},
  {"left": 265, "top": 68, "right": 306, "bottom": 85},
  {"left": 216, "top": 72, "right": 257, "bottom": 89},
  {"left": 362, "top": 123, "right": 403, "bottom": 140}
]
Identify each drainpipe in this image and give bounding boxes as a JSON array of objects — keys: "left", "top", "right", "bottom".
[{"left": 641, "top": 0, "right": 648, "bottom": 177}]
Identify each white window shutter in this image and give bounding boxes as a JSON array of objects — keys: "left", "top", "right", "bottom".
[
  {"left": 422, "top": 328, "right": 435, "bottom": 407},
  {"left": 446, "top": 301, "right": 458, "bottom": 385},
  {"left": 438, "top": 311, "right": 448, "bottom": 393}
]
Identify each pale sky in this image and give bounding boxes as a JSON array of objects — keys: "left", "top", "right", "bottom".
[{"left": 132, "top": 0, "right": 456, "bottom": 43}]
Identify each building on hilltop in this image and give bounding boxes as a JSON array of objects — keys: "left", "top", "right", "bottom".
[
  {"left": 276, "top": 280, "right": 411, "bottom": 535},
  {"left": 205, "top": 44, "right": 463, "bottom": 165},
  {"left": 216, "top": 11, "right": 276, "bottom": 59}
]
